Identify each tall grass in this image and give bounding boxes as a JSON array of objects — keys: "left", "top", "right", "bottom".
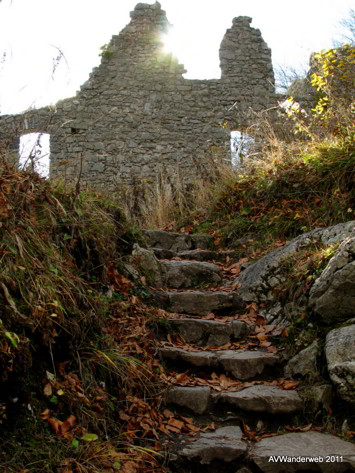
[
  {"left": 117, "top": 157, "right": 238, "bottom": 229},
  {"left": 117, "top": 108, "right": 354, "bottom": 242}
]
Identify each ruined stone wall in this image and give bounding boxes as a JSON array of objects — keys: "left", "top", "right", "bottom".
[{"left": 0, "top": 2, "right": 276, "bottom": 187}]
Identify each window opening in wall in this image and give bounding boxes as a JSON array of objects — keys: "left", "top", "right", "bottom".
[
  {"left": 19, "top": 133, "right": 50, "bottom": 178},
  {"left": 231, "top": 131, "right": 255, "bottom": 168}
]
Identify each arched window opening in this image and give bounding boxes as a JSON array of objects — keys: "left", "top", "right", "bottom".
[
  {"left": 231, "top": 131, "right": 255, "bottom": 168},
  {"left": 19, "top": 133, "right": 50, "bottom": 178}
]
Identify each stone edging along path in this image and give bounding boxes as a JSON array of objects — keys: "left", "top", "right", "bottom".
[{"left": 135, "top": 229, "right": 355, "bottom": 473}]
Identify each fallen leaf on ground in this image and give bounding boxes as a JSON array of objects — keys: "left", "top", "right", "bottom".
[
  {"left": 43, "top": 382, "right": 53, "bottom": 396},
  {"left": 163, "top": 409, "right": 174, "bottom": 418},
  {"left": 167, "top": 418, "right": 185, "bottom": 430},
  {"left": 282, "top": 380, "right": 300, "bottom": 389},
  {"left": 285, "top": 423, "right": 312, "bottom": 432}
]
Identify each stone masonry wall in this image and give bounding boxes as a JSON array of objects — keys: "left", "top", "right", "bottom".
[{"left": 0, "top": 2, "right": 276, "bottom": 187}]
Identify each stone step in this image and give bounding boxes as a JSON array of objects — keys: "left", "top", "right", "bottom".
[
  {"left": 214, "top": 385, "right": 304, "bottom": 414},
  {"left": 160, "top": 260, "right": 222, "bottom": 289},
  {"left": 251, "top": 431, "right": 355, "bottom": 472},
  {"left": 177, "top": 425, "right": 247, "bottom": 465},
  {"left": 152, "top": 247, "right": 239, "bottom": 263},
  {"left": 166, "top": 385, "right": 303, "bottom": 415},
  {"left": 143, "top": 229, "right": 212, "bottom": 252},
  {"left": 159, "top": 347, "right": 279, "bottom": 379},
  {"left": 178, "top": 249, "right": 239, "bottom": 263},
  {"left": 151, "top": 248, "right": 176, "bottom": 259},
  {"left": 153, "top": 290, "right": 243, "bottom": 315},
  {"left": 167, "top": 318, "right": 249, "bottom": 346},
  {"left": 172, "top": 429, "right": 355, "bottom": 471}
]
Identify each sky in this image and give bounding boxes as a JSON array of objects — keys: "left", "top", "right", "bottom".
[{"left": 0, "top": 0, "right": 353, "bottom": 116}]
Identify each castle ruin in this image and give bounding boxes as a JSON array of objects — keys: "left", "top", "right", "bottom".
[{"left": 0, "top": 2, "right": 276, "bottom": 187}]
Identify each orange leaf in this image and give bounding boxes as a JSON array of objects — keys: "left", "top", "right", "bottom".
[
  {"left": 283, "top": 380, "right": 300, "bottom": 389},
  {"left": 285, "top": 423, "right": 312, "bottom": 432},
  {"left": 141, "top": 422, "right": 151, "bottom": 431},
  {"left": 40, "top": 409, "right": 52, "bottom": 420},
  {"left": 167, "top": 418, "right": 185, "bottom": 430},
  {"left": 181, "top": 416, "right": 193, "bottom": 424},
  {"left": 163, "top": 409, "right": 174, "bottom": 418},
  {"left": 48, "top": 417, "right": 63, "bottom": 434},
  {"left": 60, "top": 415, "right": 76, "bottom": 434},
  {"left": 243, "top": 423, "right": 250, "bottom": 434},
  {"left": 186, "top": 424, "right": 200, "bottom": 432},
  {"left": 134, "top": 343, "right": 143, "bottom": 354},
  {"left": 175, "top": 372, "right": 189, "bottom": 383},
  {"left": 243, "top": 423, "right": 257, "bottom": 440},
  {"left": 259, "top": 432, "right": 280, "bottom": 439},
  {"left": 249, "top": 302, "right": 258, "bottom": 312},
  {"left": 43, "top": 382, "right": 53, "bottom": 397},
  {"left": 300, "top": 423, "right": 313, "bottom": 432},
  {"left": 166, "top": 424, "right": 181, "bottom": 433},
  {"left": 151, "top": 408, "right": 160, "bottom": 421},
  {"left": 159, "top": 424, "right": 170, "bottom": 434}
]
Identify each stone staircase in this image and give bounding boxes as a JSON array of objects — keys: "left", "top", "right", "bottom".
[{"left": 142, "top": 230, "right": 355, "bottom": 473}]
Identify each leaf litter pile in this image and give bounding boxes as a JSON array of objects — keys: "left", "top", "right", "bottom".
[{"left": 0, "top": 161, "right": 174, "bottom": 473}]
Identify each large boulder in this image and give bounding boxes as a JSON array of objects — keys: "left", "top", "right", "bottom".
[
  {"left": 284, "top": 341, "right": 320, "bottom": 379},
  {"left": 131, "top": 244, "right": 163, "bottom": 286},
  {"left": 236, "top": 221, "right": 354, "bottom": 303},
  {"left": 309, "top": 237, "right": 355, "bottom": 324},
  {"left": 325, "top": 323, "right": 355, "bottom": 406}
]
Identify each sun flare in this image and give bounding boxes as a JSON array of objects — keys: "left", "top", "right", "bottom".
[{"left": 162, "top": 28, "right": 182, "bottom": 59}]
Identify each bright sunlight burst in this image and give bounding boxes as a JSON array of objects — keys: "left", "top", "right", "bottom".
[{"left": 162, "top": 27, "right": 183, "bottom": 59}]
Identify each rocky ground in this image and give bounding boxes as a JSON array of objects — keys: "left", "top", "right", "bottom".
[{"left": 128, "top": 226, "right": 355, "bottom": 473}]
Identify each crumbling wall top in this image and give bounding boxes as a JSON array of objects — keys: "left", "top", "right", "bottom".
[
  {"left": 219, "top": 15, "right": 274, "bottom": 90},
  {"left": 1, "top": 2, "right": 277, "bottom": 188}
]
